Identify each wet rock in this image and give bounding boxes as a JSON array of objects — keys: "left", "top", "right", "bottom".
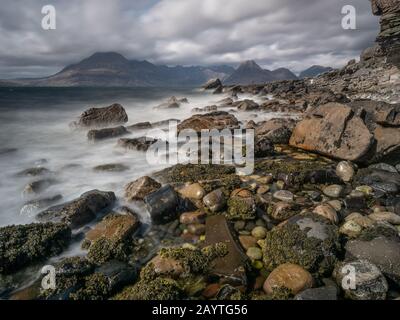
[
  {"left": 87, "top": 126, "right": 129, "bottom": 141},
  {"left": 345, "top": 236, "right": 400, "bottom": 286},
  {"left": 124, "top": 176, "right": 161, "bottom": 201},
  {"left": 273, "top": 190, "right": 294, "bottom": 202},
  {"left": 73, "top": 103, "right": 128, "bottom": 128},
  {"left": 294, "top": 286, "right": 337, "bottom": 300},
  {"left": 334, "top": 260, "right": 388, "bottom": 300},
  {"left": 187, "top": 224, "right": 206, "bottom": 236},
  {"left": 177, "top": 111, "right": 239, "bottom": 132},
  {"left": 227, "top": 190, "right": 256, "bottom": 220},
  {"left": 234, "top": 99, "right": 259, "bottom": 111},
  {"left": 369, "top": 212, "right": 400, "bottom": 225},
  {"left": 269, "top": 201, "right": 299, "bottom": 222},
  {"left": 178, "top": 183, "right": 206, "bottom": 200},
  {"left": 155, "top": 96, "right": 188, "bottom": 109},
  {"left": 95, "top": 260, "right": 137, "bottom": 294},
  {"left": 203, "top": 78, "right": 222, "bottom": 90},
  {"left": 289, "top": 103, "right": 374, "bottom": 162},
  {"left": 204, "top": 215, "right": 249, "bottom": 286},
  {"left": 117, "top": 137, "right": 158, "bottom": 152},
  {"left": 37, "top": 190, "right": 116, "bottom": 229},
  {"left": 22, "top": 179, "right": 57, "bottom": 196},
  {"left": 0, "top": 223, "right": 71, "bottom": 274},
  {"left": 16, "top": 167, "right": 50, "bottom": 177},
  {"left": 85, "top": 213, "right": 140, "bottom": 264},
  {"left": 203, "top": 188, "right": 226, "bottom": 213},
  {"left": 340, "top": 220, "right": 363, "bottom": 238},
  {"left": 20, "top": 194, "right": 63, "bottom": 217},
  {"left": 313, "top": 204, "right": 339, "bottom": 224},
  {"left": 323, "top": 185, "right": 344, "bottom": 198},
  {"left": 254, "top": 137, "right": 274, "bottom": 158},
  {"left": 126, "top": 121, "right": 152, "bottom": 130},
  {"left": 93, "top": 163, "right": 130, "bottom": 172},
  {"left": 144, "top": 185, "right": 180, "bottom": 225},
  {"left": 263, "top": 263, "right": 314, "bottom": 296},
  {"left": 261, "top": 214, "right": 340, "bottom": 275},
  {"left": 336, "top": 161, "right": 356, "bottom": 182},
  {"left": 355, "top": 168, "right": 400, "bottom": 194},
  {"left": 369, "top": 163, "right": 398, "bottom": 173}
]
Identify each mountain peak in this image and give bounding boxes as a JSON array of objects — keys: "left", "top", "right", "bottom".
[
  {"left": 85, "top": 52, "right": 129, "bottom": 63},
  {"left": 238, "top": 60, "right": 263, "bottom": 70}
]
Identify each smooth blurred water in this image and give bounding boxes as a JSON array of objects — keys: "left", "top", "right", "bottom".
[{"left": 0, "top": 87, "right": 291, "bottom": 228}]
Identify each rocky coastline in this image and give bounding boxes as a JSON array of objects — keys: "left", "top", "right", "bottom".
[{"left": 1, "top": 1, "right": 400, "bottom": 301}]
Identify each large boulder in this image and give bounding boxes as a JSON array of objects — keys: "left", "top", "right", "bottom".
[
  {"left": 177, "top": 111, "right": 239, "bottom": 133},
  {"left": 73, "top": 104, "right": 128, "bottom": 128},
  {"left": 289, "top": 103, "right": 374, "bottom": 162},
  {"left": 0, "top": 223, "right": 71, "bottom": 274},
  {"left": 87, "top": 126, "right": 129, "bottom": 141},
  {"left": 37, "top": 190, "right": 116, "bottom": 229}
]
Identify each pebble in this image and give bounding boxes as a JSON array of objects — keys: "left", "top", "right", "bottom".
[
  {"left": 251, "top": 226, "right": 267, "bottom": 239},
  {"left": 178, "top": 183, "right": 206, "bottom": 200},
  {"left": 369, "top": 212, "right": 400, "bottom": 225},
  {"left": 234, "top": 220, "right": 246, "bottom": 231},
  {"left": 327, "top": 200, "right": 342, "bottom": 212},
  {"left": 246, "top": 247, "right": 263, "bottom": 260},
  {"left": 257, "top": 185, "right": 270, "bottom": 194},
  {"left": 323, "top": 185, "right": 344, "bottom": 198},
  {"left": 313, "top": 204, "right": 339, "bottom": 224},
  {"left": 273, "top": 190, "right": 294, "bottom": 202},
  {"left": 263, "top": 263, "right": 313, "bottom": 295},
  {"left": 203, "top": 188, "right": 226, "bottom": 212},
  {"left": 356, "top": 185, "right": 374, "bottom": 196},
  {"left": 239, "top": 235, "right": 258, "bottom": 250},
  {"left": 369, "top": 163, "right": 398, "bottom": 173},
  {"left": 187, "top": 223, "right": 206, "bottom": 235},
  {"left": 339, "top": 220, "right": 363, "bottom": 238},
  {"left": 179, "top": 211, "right": 206, "bottom": 225},
  {"left": 336, "top": 161, "right": 355, "bottom": 182}
]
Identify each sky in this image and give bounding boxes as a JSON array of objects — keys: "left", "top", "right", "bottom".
[{"left": 0, "top": 0, "right": 380, "bottom": 79}]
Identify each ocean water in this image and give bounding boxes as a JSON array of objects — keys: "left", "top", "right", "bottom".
[{"left": 0, "top": 87, "right": 292, "bottom": 229}]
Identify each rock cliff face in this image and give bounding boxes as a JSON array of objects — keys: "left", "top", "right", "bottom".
[{"left": 372, "top": 0, "right": 400, "bottom": 67}]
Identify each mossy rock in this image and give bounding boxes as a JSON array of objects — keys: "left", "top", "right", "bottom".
[
  {"left": 261, "top": 214, "right": 340, "bottom": 277},
  {"left": 0, "top": 223, "right": 71, "bottom": 274},
  {"left": 113, "top": 277, "right": 182, "bottom": 300},
  {"left": 86, "top": 237, "right": 129, "bottom": 265},
  {"left": 226, "top": 197, "right": 256, "bottom": 220}
]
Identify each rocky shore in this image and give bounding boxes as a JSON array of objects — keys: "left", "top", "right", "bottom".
[{"left": 1, "top": 1, "right": 400, "bottom": 301}]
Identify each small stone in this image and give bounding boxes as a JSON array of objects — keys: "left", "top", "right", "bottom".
[
  {"left": 203, "top": 189, "right": 226, "bottom": 213},
  {"left": 273, "top": 190, "right": 294, "bottom": 202},
  {"left": 276, "top": 181, "right": 285, "bottom": 190},
  {"left": 327, "top": 200, "right": 342, "bottom": 212},
  {"left": 234, "top": 220, "right": 246, "bottom": 231},
  {"left": 252, "top": 261, "right": 264, "bottom": 270},
  {"left": 187, "top": 223, "right": 206, "bottom": 235},
  {"left": 179, "top": 211, "right": 206, "bottom": 225},
  {"left": 323, "top": 185, "right": 344, "bottom": 198},
  {"left": 178, "top": 183, "right": 206, "bottom": 200},
  {"left": 345, "top": 213, "right": 375, "bottom": 228},
  {"left": 369, "top": 163, "right": 398, "bottom": 173},
  {"left": 246, "top": 247, "right": 263, "bottom": 260},
  {"left": 202, "top": 283, "right": 220, "bottom": 299},
  {"left": 257, "top": 185, "right": 270, "bottom": 194},
  {"left": 369, "top": 212, "right": 400, "bottom": 225},
  {"left": 256, "top": 176, "right": 273, "bottom": 184},
  {"left": 263, "top": 263, "right": 313, "bottom": 295},
  {"left": 339, "top": 220, "right": 362, "bottom": 238},
  {"left": 336, "top": 161, "right": 355, "bottom": 182},
  {"left": 270, "top": 202, "right": 298, "bottom": 221},
  {"left": 313, "top": 204, "right": 339, "bottom": 224},
  {"left": 239, "top": 235, "right": 257, "bottom": 250},
  {"left": 251, "top": 226, "right": 268, "bottom": 239}
]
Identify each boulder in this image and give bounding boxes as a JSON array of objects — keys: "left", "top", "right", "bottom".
[
  {"left": 117, "top": 137, "right": 158, "bottom": 152},
  {"left": 126, "top": 122, "right": 152, "bottom": 131},
  {"left": 124, "top": 176, "right": 161, "bottom": 201},
  {"left": 37, "top": 190, "right": 116, "bottom": 228},
  {"left": 0, "top": 223, "right": 71, "bottom": 274},
  {"left": 73, "top": 104, "right": 128, "bottom": 128},
  {"left": 154, "top": 96, "right": 188, "bottom": 109},
  {"left": 87, "top": 126, "right": 129, "bottom": 141},
  {"left": 203, "top": 78, "right": 222, "bottom": 90},
  {"left": 289, "top": 103, "right": 374, "bottom": 162},
  {"left": 334, "top": 260, "right": 388, "bottom": 300},
  {"left": 177, "top": 111, "right": 239, "bottom": 133},
  {"left": 20, "top": 195, "right": 63, "bottom": 217},
  {"left": 233, "top": 99, "right": 259, "bottom": 111},
  {"left": 144, "top": 185, "right": 180, "bottom": 225},
  {"left": 345, "top": 236, "right": 400, "bottom": 286}
]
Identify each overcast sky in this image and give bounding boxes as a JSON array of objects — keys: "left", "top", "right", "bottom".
[{"left": 0, "top": 0, "right": 379, "bottom": 79}]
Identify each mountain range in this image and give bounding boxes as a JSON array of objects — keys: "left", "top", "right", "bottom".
[
  {"left": 299, "top": 65, "right": 334, "bottom": 79},
  {"left": 0, "top": 52, "right": 332, "bottom": 87}
]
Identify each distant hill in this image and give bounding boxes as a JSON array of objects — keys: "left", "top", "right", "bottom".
[
  {"left": 224, "top": 60, "right": 298, "bottom": 85},
  {"left": 299, "top": 65, "right": 333, "bottom": 78},
  {"left": 0, "top": 52, "right": 235, "bottom": 87}
]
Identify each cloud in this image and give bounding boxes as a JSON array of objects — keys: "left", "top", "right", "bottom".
[{"left": 0, "top": 0, "right": 380, "bottom": 78}]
